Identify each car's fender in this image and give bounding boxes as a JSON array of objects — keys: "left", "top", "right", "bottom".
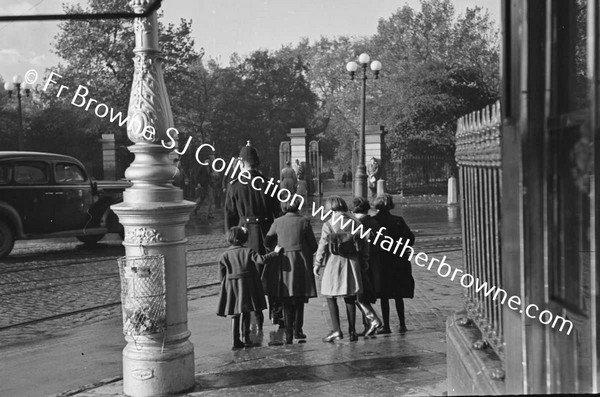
[
  {"left": 0, "top": 202, "right": 25, "bottom": 239},
  {"left": 89, "top": 196, "right": 123, "bottom": 233}
]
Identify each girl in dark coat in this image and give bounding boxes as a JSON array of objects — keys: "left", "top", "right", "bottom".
[
  {"left": 217, "top": 226, "right": 281, "bottom": 349},
  {"left": 351, "top": 197, "right": 384, "bottom": 336},
  {"left": 264, "top": 197, "right": 318, "bottom": 343},
  {"left": 372, "top": 194, "right": 415, "bottom": 334}
]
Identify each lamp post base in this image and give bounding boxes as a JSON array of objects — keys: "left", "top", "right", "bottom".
[
  {"left": 112, "top": 196, "right": 196, "bottom": 397},
  {"left": 354, "top": 164, "right": 368, "bottom": 199},
  {"left": 123, "top": 334, "right": 195, "bottom": 396}
]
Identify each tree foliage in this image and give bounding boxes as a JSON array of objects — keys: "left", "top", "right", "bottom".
[
  {"left": 2, "top": 0, "right": 499, "bottom": 181},
  {"left": 370, "top": 0, "right": 499, "bottom": 156},
  {"left": 25, "top": 0, "right": 201, "bottom": 177},
  {"left": 200, "top": 50, "right": 318, "bottom": 177}
]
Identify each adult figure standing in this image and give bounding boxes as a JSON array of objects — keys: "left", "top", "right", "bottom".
[
  {"left": 295, "top": 159, "right": 308, "bottom": 198},
  {"left": 172, "top": 157, "right": 187, "bottom": 191},
  {"left": 367, "top": 157, "right": 380, "bottom": 199},
  {"left": 313, "top": 196, "right": 369, "bottom": 343},
  {"left": 205, "top": 154, "right": 222, "bottom": 218},
  {"left": 208, "top": 154, "right": 224, "bottom": 211},
  {"left": 341, "top": 171, "right": 347, "bottom": 188},
  {"left": 193, "top": 163, "right": 210, "bottom": 216},
  {"left": 372, "top": 193, "right": 415, "bottom": 334},
  {"left": 264, "top": 196, "right": 318, "bottom": 343},
  {"left": 225, "top": 141, "right": 281, "bottom": 330},
  {"left": 280, "top": 160, "right": 297, "bottom": 194}
]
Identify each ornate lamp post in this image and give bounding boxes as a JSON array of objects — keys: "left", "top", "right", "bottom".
[
  {"left": 111, "top": 1, "right": 195, "bottom": 395},
  {"left": 346, "top": 53, "right": 382, "bottom": 199},
  {"left": 4, "top": 75, "right": 31, "bottom": 151}
]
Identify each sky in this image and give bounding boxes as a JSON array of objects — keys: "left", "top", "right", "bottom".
[{"left": 0, "top": 0, "right": 500, "bottom": 83}]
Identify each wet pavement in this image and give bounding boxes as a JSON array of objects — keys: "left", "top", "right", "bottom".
[
  {"left": 1, "top": 180, "right": 463, "bottom": 397},
  {"left": 59, "top": 182, "right": 463, "bottom": 397},
  {"left": 67, "top": 248, "right": 463, "bottom": 397}
]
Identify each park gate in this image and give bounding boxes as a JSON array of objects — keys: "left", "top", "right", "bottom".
[{"left": 455, "top": 101, "right": 504, "bottom": 362}]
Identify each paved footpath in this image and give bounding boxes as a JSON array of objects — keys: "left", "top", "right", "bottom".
[
  {"left": 56, "top": 247, "right": 464, "bottom": 397},
  {"left": 0, "top": 182, "right": 464, "bottom": 397}
]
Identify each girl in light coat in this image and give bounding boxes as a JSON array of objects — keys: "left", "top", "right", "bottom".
[{"left": 313, "top": 196, "right": 369, "bottom": 342}]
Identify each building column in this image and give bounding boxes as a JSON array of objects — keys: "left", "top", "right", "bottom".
[{"left": 111, "top": 1, "right": 195, "bottom": 396}]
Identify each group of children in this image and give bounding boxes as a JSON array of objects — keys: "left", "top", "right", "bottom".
[
  {"left": 217, "top": 193, "right": 414, "bottom": 349},
  {"left": 217, "top": 196, "right": 318, "bottom": 348}
]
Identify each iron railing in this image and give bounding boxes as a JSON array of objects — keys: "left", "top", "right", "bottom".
[
  {"left": 386, "top": 154, "right": 455, "bottom": 195},
  {"left": 455, "top": 100, "right": 504, "bottom": 359}
]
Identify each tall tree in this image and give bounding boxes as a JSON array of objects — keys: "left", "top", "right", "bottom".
[
  {"left": 203, "top": 50, "right": 318, "bottom": 177},
  {"left": 371, "top": 0, "right": 499, "bottom": 157}
]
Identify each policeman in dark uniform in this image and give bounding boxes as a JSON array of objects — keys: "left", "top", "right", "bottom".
[{"left": 225, "top": 141, "right": 281, "bottom": 330}]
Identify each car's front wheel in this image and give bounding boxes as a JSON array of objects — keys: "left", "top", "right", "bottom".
[
  {"left": 76, "top": 234, "right": 106, "bottom": 244},
  {"left": 0, "top": 220, "right": 15, "bottom": 258}
]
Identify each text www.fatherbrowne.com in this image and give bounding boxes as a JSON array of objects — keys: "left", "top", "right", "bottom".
[
  {"left": 310, "top": 202, "right": 573, "bottom": 336},
  {"left": 36, "top": 67, "right": 573, "bottom": 336}
]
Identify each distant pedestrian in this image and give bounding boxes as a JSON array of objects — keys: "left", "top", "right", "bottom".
[
  {"left": 172, "top": 157, "right": 187, "bottom": 190},
  {"left": 313, "top": 196, "right": 369, "bottom": 343},
  {"left": 225, "top": 141, "right": 281, "bottom": 330},
  {"left": 341, "top": 171, "right": 347, "bottom": 188},
  {"left": 280, "top": 160, "right": 297, "bottom": 194},
  {"left": 372, "top": 193, "right": 415, "bottom": 334},
  {"left": 193, "top": 163, "right": 210, "bottom": 216},
  {"left": 264, "top": 196, "right": 318, "bottom": 344},
  {"left": 209, "top": 155, "right": 227, "bottom": 210},
  {"left": 207, "top": 155, "right": 223, "bottom": 216},
  {"left": 296, "top": 160, "right": 308, "bottom": 198},
  {"left": 217, "top": 226, "right": 281, "bottom": 349},
  {"left": 347, "top": 168, "right": 352, "bottom": 183}
]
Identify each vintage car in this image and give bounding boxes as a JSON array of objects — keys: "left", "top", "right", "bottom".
[{"left": 0, "top": 151, "right": 131, "bottom": 258}]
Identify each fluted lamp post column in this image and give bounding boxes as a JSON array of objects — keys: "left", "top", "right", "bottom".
[
  {"left": 4, "top": 75, "right": 31, "bottom": 151},
  {"left": 346, "top": 53, "right": 382, "bottom": 199},
  {"left": 111, "top": 1, "right": 195, "bottom": 395}
]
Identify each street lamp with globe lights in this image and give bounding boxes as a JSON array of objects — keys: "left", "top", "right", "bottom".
[
  {"left": 346, "top": 53, "right": 382, "bottom": 199},
  {"left": 4, "top": 75, "right": 31, "bottom": 151}
]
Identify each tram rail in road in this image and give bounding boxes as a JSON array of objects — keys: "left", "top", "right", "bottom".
[
  {"left": 0, "top": 224, "right": 462, "bottom": 333},
  {"left": 0, "top": 279, "right": 220, "bottom": 332}
]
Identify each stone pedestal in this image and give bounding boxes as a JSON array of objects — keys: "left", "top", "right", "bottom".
[
  {"left": 100, "top": 133, "right": 116, "bottom": 180},
  {"left": 365, "top": 125, "right": 385, "bottom": 161},
  {"left": 377, "top": 179, "right": 386, "bottom": 196},
  {"left": 287, "top": 128, "right": 307, "bottom": 165},
  {"left": 447, "top": 176, "right": 458, "bottom": 204}
]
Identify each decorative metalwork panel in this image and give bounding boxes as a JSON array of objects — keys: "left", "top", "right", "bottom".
[
  {"left": 456, "top": 101, "right": 501, "bottom": 167},
  {"left": 125, "top": 227, "right": 164, "bottom": 245},
  {"left": 118, "top": 255, "right": 166, "bottom": 336},
  {"left": 386, "top": 154, "right": 454, "bottom": 195}
]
